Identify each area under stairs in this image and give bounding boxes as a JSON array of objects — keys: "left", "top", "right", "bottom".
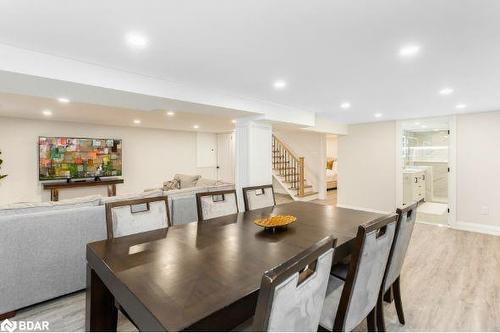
[{"left": 272, "top": 135, "right": 318, "bottom": 201}]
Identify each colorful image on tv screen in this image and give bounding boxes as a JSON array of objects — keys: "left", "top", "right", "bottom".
[{"left": 39, "top": 137, "right": 122, "bottom": 180}]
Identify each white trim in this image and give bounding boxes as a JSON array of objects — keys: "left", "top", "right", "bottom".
[
  {"left": 395, "top": 120, "right": 404, "bottom": 208},
  {"left": 447, "top": 115, "right": 457, "bottom": 227},
  {"left": 336, "top": 204, "right": 392, "bottom": 215},
  {"left": 454, "top": 221, "right": 500, "bottom": 236}
]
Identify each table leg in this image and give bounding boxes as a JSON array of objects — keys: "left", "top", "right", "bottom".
[
  {"left": 86, "top": 265, "right": 117, "bottom": 332},
  {"left": 107, "top": 184, "right": 117, "bottom": 197},
  {"left": 51, "top": 189, "right": 59, "bottom": 201}
]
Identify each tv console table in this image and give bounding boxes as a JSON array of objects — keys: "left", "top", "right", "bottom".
[{"left": 43, "top": 179, "right": 124, "bottom": 201}]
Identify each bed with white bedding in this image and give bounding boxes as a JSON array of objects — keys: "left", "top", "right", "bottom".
[{"left": 326, "top": 158, "right": 337, "bottom": 190}]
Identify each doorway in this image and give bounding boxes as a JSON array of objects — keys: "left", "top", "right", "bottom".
[
  {"left": 399, "top": 117, "right": 454, "bottom": 225},
  {"left": 216, "top": 133, "right": 235, "bottom": 183}
]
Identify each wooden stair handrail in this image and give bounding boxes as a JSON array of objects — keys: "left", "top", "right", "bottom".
[{"left": 272, "top": 134, "right": 306, "bottom": 197}]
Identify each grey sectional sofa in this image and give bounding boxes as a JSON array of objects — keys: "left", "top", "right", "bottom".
[{"left": 0, "top": 201, "right": 106, "bottom": 316}]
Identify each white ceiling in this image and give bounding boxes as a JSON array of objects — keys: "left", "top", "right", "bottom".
[
  {"left": 0, "top": 92, "right": 239, "bottom": 133},
  {"left": 0, "top": 0, "right": 500, "bottom": 123}
]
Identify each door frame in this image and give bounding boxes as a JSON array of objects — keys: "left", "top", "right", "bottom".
[{"left": 395, "top": 115, "right": 457, "bottom": 226}]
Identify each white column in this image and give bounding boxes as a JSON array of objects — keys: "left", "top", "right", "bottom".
[{"left": 234, "top": 119, "right": 272, "bottom": 210}]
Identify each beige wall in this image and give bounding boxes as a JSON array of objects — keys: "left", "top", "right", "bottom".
[
  {"left": 326, "top": 135, "right": 338, "bottom": 159},
  {"left": 337, "top": 111, "right": 500, "bottom": 234},
  {"left": 456, "top": 111, "right": 500, "bottom": 229},
  {"left": 337, "top": 121, "right": 397, "bottom": 213},
  {"left": 0, "top": 117, "right": 210, "bottom": 204}
]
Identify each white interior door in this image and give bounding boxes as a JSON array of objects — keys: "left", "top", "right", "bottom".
[{"left": 217, "top": 133, "right": 235, "bottom": 183}]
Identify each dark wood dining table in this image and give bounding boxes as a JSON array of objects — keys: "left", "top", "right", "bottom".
[{"left": 85, "top": 201, "right": 384, "bottom": 332}]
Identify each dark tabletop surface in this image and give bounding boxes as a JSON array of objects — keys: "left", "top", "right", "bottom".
[{"left": 87, "top": 201, "right": 383, "bottom": 331}]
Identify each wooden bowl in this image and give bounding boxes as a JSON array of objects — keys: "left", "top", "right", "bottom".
[{"left": 254, "top": 215, "right": 297, "bottom": 232}]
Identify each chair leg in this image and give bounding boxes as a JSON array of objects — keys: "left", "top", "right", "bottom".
[
  {"left": 367, "top": 307, "right": 377, "bottom": 332},
  {"left": 383, "top": 286, "right": 393, "bottom": 303},
  {"left": 393, "top": 276, "right": 405, "bottom": 325},
  {"left": 376, "top": 294, "right": 386, "bottom": 332}
]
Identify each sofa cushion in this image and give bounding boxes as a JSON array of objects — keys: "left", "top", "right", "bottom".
[
  {"left": 101, "top": 189, "right": 164, "bottom": 204},
  {"left": 0, "top": 195, "right": 102, "bottom": 216},
  {"left": 195, "top": 178, "right": 218, "bottom": 187},
  {"left": 174, "top": 174, "right": 201, "bottom": 189}
]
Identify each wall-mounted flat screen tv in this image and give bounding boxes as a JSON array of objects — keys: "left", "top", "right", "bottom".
[{"left": 39, "top": 137, "right": 122, "bottom": 181}]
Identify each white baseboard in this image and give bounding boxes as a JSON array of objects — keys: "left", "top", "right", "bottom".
[
  {"left": 453, "top": 221, "right": 500, "bottom": 236},
  {"left": 336, "top": 204, "right": 392, "bottom": 215}
]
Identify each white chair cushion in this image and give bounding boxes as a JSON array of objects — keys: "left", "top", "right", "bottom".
[
  {"left": 246, "top": 187, "right": 274, "bottom": 210},
  {"left": 200, "top": 192, "right": 237, "bottom": 220},
  {"left": 265, "top": 249, "right": 334, "bottom": 331},
  {"left": 112, "top": 201, "right": 168, "bottom": 238}
]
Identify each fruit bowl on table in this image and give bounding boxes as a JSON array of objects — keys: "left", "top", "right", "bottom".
[{"left": 254, "top": 215, "right": 297, "bottom": 232}]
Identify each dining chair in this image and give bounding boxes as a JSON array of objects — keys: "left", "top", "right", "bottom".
[
  {"left": 242, "top": 184, "right": 276, "bottom": 211},
  {"left": 236, "top": 236, "right": 336, "bottom": 331},
  {"left": 319, "top": 214, "right": 398, "bottom": 332},
  {"left": 376, "top": 202, "right": 418, "bottom": 331},
  {"left": 196, "top": 189, "right": 238, "bottom": 221},
  {"left": 105, "top": 196, "right": 171, "bottom": 239}
]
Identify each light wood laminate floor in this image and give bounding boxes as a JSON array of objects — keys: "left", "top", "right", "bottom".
[{"left": 9, "top": 194, "right": 500, "bottom": 331}]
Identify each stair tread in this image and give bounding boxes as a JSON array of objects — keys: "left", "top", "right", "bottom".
[
  {"left": 297, "top": 191, "right": 318, "bottom": 198},
  {"left": 289, "top": 185, "right": 312, "bottom": 190}
]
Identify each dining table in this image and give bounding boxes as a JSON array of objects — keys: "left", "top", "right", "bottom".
[{"left": 85, "top": 201, "right": 384, "bottom": 331}]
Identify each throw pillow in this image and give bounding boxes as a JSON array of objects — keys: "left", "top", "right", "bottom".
[
  {"left": 163, "top": 179, "right": 180, "bottom": 191},
  {"left": 174, "top": 174, "right": 201, "bottom": 189}
]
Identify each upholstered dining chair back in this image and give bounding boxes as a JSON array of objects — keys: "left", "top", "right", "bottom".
[
  {"left": 242, "top": 185, "right": 276, "bottom": 211},
  {"left": 105, "top": 196, "right": 170, "bottom": 239},
  {"left": 196, "top": 190, "right": 238, "bottom": 221},
  {"left": 382, "top": 202, "right": 418, "bottom": 292},
  {"left": 253, "top": 236, "right": 336, "bottom": 332},
  {"left": 335, "top": 214, "right": 398, "bottom": 331}
]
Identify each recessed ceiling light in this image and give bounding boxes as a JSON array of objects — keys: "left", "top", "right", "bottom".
[
  {"left": 133, "top": 119, "right": 141, "bottom": 124},
  {"left": 439, "top": 88, "right": 454, "bottom": 95},
  {"left": 193, "top": 125, "right": 199, "bottom": 129},
  {"left": 166, "top": 111, "right": 175, "bottom": 116},
  {"left": 399, "top": 44, "right": 421, "bottom": 57},
  {"left": 42, "top": 109, "right": 52, "bottom": 116},
  {"left": 340, "top": 102, "right": 351, "bottom": 109},
  {"left": 231, "top": 119, "right": 237, "bottom": 124},
  {"left": 374, "top": 113, "right": 383, "bottom": 118},
  {"left": 273, "top": 80, "right": 287, "bottom": 90},
  {"left": 57, "top": 97, "right": 70, "bottom": 103},
  {"left": 414, "top": 122, "right": 421, "bottom": 126},
  {"left": 421, "top": 125, "right": 428, "bottom": 129},
  {"left": 456, "top": 104, "right": 467, "bottom": 109},
  {"left": 125, "top": 32, "right": 149, "bottom": 49}
]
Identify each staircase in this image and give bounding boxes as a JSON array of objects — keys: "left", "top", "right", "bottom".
[{"left": 272, "top": 134, "right": 318, "bottom": 201}]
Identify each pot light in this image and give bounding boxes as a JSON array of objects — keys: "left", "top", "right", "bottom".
[
  {"left": 374, "top": 113, "right": 383, "bottom": 118},
  {"left": 456, "top": 104, "right": 467, "bottom": 109},
  {"left": 42, "top": 109, "right": 52, "bottom": 116},
  {"left": 439, "top": 88, "right": 454, "bottom": 95},
  {"left": 273, "top": 80, "right": 287, "bottom": 90},
  {"left": 133, "top": 119, "right": 141, "bottom": 124},
  {"left": 57, "top": 97, "right": 70, "bottom": 103},
  {"left": 193, "top": 125, "right": 200, "bottom": 129},
  {"left": 414, "top": 122, "right": 421, "bottom": 126},
  {"left": 125, "top": 32, "right": 149, "bottom": 49},
  {"left": 340, "top": 102, "right": 351, "bottom": 109},
  {"left": 231, "top": 119, "right": 237, "bottom": 124},
  {"left": 166, "top": 111, "right": 175, "bottom": 116},
  {"left": 399, "top": 44, "right": 421, "bottom": 57}
]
